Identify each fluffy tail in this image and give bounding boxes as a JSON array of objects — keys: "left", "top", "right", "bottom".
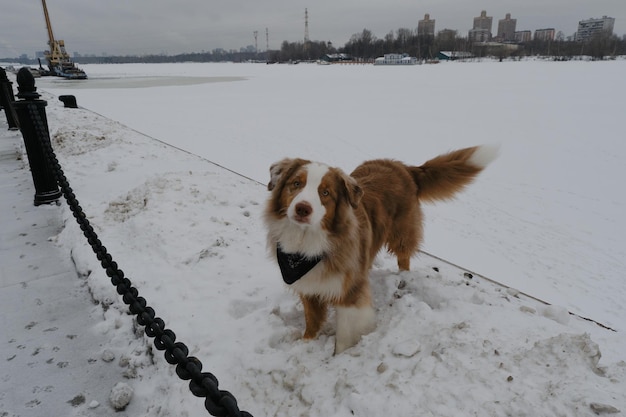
[{"left": 408, "top": 145, "right": 498, "bottom": 202}]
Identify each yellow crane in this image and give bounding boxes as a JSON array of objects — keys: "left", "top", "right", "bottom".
[{"left": 40, "top": 0, "right": 87, "bottom": 79}]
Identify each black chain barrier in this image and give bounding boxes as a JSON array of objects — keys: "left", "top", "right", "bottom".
[{"left": 15, "top": 69, "right": 253, "bottom": 417}]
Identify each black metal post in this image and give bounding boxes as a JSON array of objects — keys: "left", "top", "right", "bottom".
[
  {"left": 0, "top": 67, "right": 19, "bottom": 130},
  {"left": 12, "top": 67, "right": 62, "bottom": 206},
  {"left": 58, "top": 95, "right": 78, "bottom": 108}
]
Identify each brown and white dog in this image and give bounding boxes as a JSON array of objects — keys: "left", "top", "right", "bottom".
[{"left": 264, "top": 145, "right": 497, "bottom": 354}]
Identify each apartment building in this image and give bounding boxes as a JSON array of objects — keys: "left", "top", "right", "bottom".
[
  {"left": 497, "top": 13, "right": 517, "bottom": 42},
  {"left": 514, "top": 31, "right": 532, "bottom": 43},
  {"left": 469, "top": 10, "right": 493, "bottom": 42},
  {"left": 575, "top": 16, "right": 615, "bottom": 41},
  {"left": 418, "top": 14, "right": 436, "bottom": 36},
  {"left": 534, "top": 28, "right": 556, "bottom": 41}
]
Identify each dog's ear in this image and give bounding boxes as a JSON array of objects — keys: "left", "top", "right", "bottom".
[
  {"left": 267, "top": 158, "right": 293, "bottom": 191},
  {"left": 267, "top": 158, "right": 309, "bottom": 191},
  {"left": 343, "top": 174, "right": 363, "bottom": 208}
]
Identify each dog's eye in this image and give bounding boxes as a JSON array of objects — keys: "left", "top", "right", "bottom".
[
  {"left": 321, "top": 190, "right": 330, "bottom": 197},
  {"left": 293, "top": 181, "right": 301, "bottom": 188}
]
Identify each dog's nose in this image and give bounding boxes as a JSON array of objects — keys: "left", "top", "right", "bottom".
[{"left": 295, "top": 202, "right": 312, "bottom": 218}]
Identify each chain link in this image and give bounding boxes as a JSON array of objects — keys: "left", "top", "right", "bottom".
[{"left": 26, "top": 103, "right": 254, "bottom": 417}]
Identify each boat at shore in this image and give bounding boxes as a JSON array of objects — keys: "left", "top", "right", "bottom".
[
  {"left": 42, "top": 60, "right": 88, "bottom": 80},
  {"left": 39, "top": 0, "right": 87, "bottom": 80}
]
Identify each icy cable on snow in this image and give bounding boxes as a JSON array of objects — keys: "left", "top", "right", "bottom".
[
  {"left": 18, "top": 70, "right": 254, "bottom": 417},
  {"left": 421, "top": 250, "right": 617, "bottom": 332}
]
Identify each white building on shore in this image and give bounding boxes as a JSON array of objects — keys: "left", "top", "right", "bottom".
[{"left": 374, "top": 53, "right": 419, "bottom": 65}]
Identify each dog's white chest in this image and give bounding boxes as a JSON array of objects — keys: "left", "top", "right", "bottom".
[{"left": 290, "top": 264, "right": 344, "bottom": 301}]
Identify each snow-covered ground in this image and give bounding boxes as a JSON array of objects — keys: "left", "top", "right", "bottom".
[{"left": 16, "top": 59, "right": 626, "bottom": 415}]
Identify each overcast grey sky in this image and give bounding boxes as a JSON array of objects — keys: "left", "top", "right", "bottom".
[{"left": 2, "top": 0, "right": 625, "bottom": 58}]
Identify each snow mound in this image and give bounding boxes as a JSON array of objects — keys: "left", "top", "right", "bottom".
[
  {"left": 109, "top": 382, "right": 133, "bottom": 411},
  {"left": 36, "top": 65, "right": 626, "bottom": 417}
]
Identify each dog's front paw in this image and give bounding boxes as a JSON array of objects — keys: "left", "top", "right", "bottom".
[{"left": 334, "top": 305, "right": 376, "bottom": 354}]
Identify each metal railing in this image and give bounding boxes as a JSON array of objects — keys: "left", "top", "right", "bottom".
[{"left": 10, "top": 67, "right": 253, "bottom": 417}]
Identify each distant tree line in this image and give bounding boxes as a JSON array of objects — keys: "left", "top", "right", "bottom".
[
  {"left": 331, "top": 28, "right": 625, "bottom": 61},
  {"left": 268, "top": 40, "right": 336, "bottom": 62},
  {"left": 3, "top": 27, "right": 625, "bottom": 65},
  {"left": 4, "top": 50, "right": 269, "bottom": 66},
  {"left": 339, "top": 28, "right": 439, "bottom": 60},
  {"left": 70, "top": 50, "right": 266, "bottom": 64},
  {"left": 486, "top": 33, "right": 625, "bottom": 61}
]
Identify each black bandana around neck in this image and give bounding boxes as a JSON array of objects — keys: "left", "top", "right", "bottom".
[{"left": 276, "top": 245, "right": 323, "bottom": 285}]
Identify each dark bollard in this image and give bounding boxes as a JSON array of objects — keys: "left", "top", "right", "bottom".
[
  {"left": 0, "top": 67, "right": 20, "bottom": 130},
  {"left": 58, "top": 95, "right": 78, "bottom": 108},
  {"left": 12, "top": 67, "right": 62, "bottom": 206}
]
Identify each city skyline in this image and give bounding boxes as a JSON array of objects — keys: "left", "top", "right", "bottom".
[{"left": 2, "top": 1, "right": 625, "bottom": 58}]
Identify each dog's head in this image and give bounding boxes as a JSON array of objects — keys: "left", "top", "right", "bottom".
[{"left": 265, "top": 158, "right": 363, "bottom": 230}]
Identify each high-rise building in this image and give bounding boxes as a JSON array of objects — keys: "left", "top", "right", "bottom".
[
  {"left": 575, "top": 16, "right": 615, "bottom": 41},
  {"left": 473, "top": 10, "right": 493, "bottom": 30},
  {"left": 497, "top": 13, "right": 517, "bottom": 42},
  {"left": 514, "top": 31, "right": 532, "bottom": 43},
  {"left": 469, "top": 10, "right": 493, "bottom": 42},
  {"left": 534, "top": 28, "right": 556, "bottom": 41},
  {"left": 418, "top": 14, "right": 436, "bottom": 36},
  {"left": 437, "top": 29, "right": 458, "bottom": 41}
]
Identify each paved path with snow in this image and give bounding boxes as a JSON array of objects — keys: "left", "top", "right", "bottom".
[{"left": 0, "top": 120, "right": 130, "bottom": 417}]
